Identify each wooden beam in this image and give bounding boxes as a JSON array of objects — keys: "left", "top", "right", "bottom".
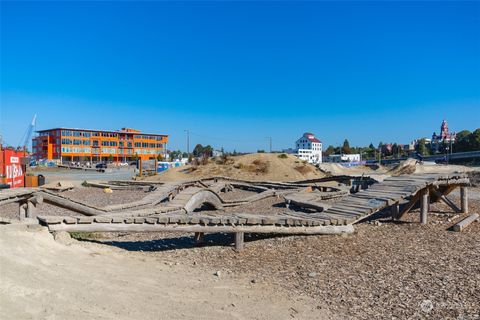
[
  {"left": 39, "top": 192, "right": 104, "bottom": 216},
  {"left": 431, "top": 187, "right": 461, "bottom": 213},
  {"left": 461, "top": 187, "right": 468, "bottom": 214},
  {"left": 397, "top": 192, "right": 421, "bottom": 219},
  {"left": 391, "top": 202, "right": 400, "bottom": 220},
  {"left": 452, "top": 214, "right": 478, "bottom": 232},
  {"left": 234, "top": 232, "right": 244, "bottom": 251},
  {"left": 420, "top": 189, "right": 429, "bottom": 225},
  {"left": 194, "top": 232, "right": 204, "bottom": 245},
  {"left": 45, "top": 222, "right": 355, "bottom": 235}
]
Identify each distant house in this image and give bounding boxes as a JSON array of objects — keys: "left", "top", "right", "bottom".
[
  {"left": 327, "top": 154, "right": 361, "bottom": 163},
  {"left": 212, "top": 150, "right": 223, "bottom": 157},
  {"left": 295, "top": 132, "right": 322, "bottom": 164}
]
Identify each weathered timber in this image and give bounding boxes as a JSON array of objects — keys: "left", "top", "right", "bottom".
[
  {"left": 234, "top": 232, "right": 244, "bottom": 251},
  {"left": 420, "top": 190, "right": 429, "bottom": 225},
  {"left": 46, "top": 222, "right": 355, "bottom": 235},
  {"left": 461, "top": 187, "right": 468, "bottom": 214},
  {"left": 452, "top": 214, "right": 479, "bottom": 232}
]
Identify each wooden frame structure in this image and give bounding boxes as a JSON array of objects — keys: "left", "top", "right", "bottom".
[{"left": 1, "top": 173, "right": 471, "bottom": 251}]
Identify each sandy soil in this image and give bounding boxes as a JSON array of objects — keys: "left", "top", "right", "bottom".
[
  {"left": 145, "top": 153, "right": 326, "bottom": 182},
  {"left": 0, "top": 223, "right": 329, "bottom": 320}
]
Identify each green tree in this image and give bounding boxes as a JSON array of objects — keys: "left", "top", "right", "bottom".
[
  {"left": 193, "top": 144, "right": 204, "bottom": 157},
  {"left": 341, "top": 139, "right": 351, "bottom": 154},
  {"left": 470, "top": 129, "right": 480, "bottom": 151},
  {"left": 416, "top": 139, "right": 428, "bottom": 156},
  {"left": 108, "top": 154, "right": 114, "bottom": 162},
  {"left": 392, "top": 143, "right": 399, "bottom": 158},
  {"left": 203, "top": 145, "right": 213, "bottom": 157},
  {"left": 325, "top": 145, "right": 335, "bottom": 156},
  {"left": 157, "top": 153, "right": 164, "bottom": 161}
]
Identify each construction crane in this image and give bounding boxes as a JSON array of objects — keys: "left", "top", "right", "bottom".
[{"left": 19, "top": 114, "right": 36, "bottom": 150}]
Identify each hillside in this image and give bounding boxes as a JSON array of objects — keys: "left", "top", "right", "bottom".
[{"left": 145, "top": 153, "right": 326, "bottom": 182}]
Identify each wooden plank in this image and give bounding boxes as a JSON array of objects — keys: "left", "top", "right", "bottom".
[
  {"left": 94, "top": 216, "right": 112, "bottom": 223},
  {"left": 145, "top": 217, "right": 158, "bottom": 224},
  {"left": 134, "top": 217, "right": 145, "bottom": 224},
  {"left": 47, "top": 221, "right": 355, "bottom": 235},
  {"left": 63, "top": 217, "right": 77, "bottom": 224},
  {"left": 189, "top": 216, "right": 200, "bottom": 224},
  {"left": 37, "top": 216, "right": 63, "bottom": 224},
  {"left": 452, "top": 214, "right": 479, "bottom": 232},
  {"left": 111, "top": 217, "right": 124, "bottom": 223},
  {"left": 77, "top": 216, "right": 95, "bottom": 224}
]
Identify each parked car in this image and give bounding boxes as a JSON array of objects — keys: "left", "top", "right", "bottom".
[{"left": 95, "top": 163, "right": 107, "bottom": 169}]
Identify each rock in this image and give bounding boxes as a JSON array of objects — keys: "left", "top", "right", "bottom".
[
  {"left": 308, "top": 272, "right": 317, "bottom": 278},
  {"left": 53, "top": 231, "right": 74, "bottom": 245},
  {"left": 214, "top": 271, "right": 221, "bottom": 277},
  {"left": 251, "top": 279, "right": 257, "bottom": 283},
  {"left": 103, "top": 188, "right": 113, "bottom": 193}
]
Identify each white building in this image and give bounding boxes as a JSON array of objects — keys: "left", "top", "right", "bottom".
[
  {"left": 295, "top": 132, "right": 323, "bottom": 164},
  {"left": 327, "top": 154, "right": 361, "bottom": 163}
]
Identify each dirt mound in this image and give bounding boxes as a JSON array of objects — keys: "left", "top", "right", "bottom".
[
  {"left": 318, "top": 163, "right": 386, "bottom": 176},
  {"left": 145, "top": 153, "right": 326, "bottom": 182},
  {"left": 389, "top": 158, "right": 419, "bottom": 176}
]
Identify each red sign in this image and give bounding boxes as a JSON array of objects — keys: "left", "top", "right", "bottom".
[{"left": 1, "top": 149, "right": 25, "bottom": 188}]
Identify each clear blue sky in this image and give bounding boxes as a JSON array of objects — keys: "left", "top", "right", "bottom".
[{"left": 1, "top": 1, "right": 479, "bottom": 152}]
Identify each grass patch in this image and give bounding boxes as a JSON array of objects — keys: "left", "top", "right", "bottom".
[
  {"left": 69, "top": 232, "right": 102, "bottom": 240},
  {"left": 294, "top": 164, "right": 312, "bottom": 175},
  {"left": 277, "top": 153, "right": 288, "bottom": 159}
]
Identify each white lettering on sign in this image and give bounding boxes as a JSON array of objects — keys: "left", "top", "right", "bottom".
[
  {"left": 10, "top": 156, "right": 19, "bottom": 164},
  {"left": 6, "top": 164, "right": 23, "bottom": 180}
]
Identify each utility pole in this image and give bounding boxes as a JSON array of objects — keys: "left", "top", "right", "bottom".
[
  {"left": 184, "top": 130, "right": 190, "bottom": 155},
  {"left": 266, "top": 137, "right": 272, "bottom": 153}
]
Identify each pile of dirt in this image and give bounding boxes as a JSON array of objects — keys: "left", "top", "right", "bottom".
[
  {"left": 318, "top": 163, "right": 386, "bottom": 176},
  {"left": 389, "top": 158, "right": 419, "bottom": 176},
  {"left": 389, "top": 158, "right": 477, "bottom": 176},
  {"left": 145, "top": 153, "right": 326, "bottom": 182}
]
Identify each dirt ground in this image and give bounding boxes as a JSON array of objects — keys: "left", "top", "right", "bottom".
[
  {"left": 80, "top": 192, "right": 480, "bottom": 320},
  {"left": 1, "top": 167, "right": 479, "bottom": 319},
  {"left": 0, "top": 224, "right": 326, "bottom": 320}
]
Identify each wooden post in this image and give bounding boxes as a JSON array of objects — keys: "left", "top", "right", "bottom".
[
  {"left": 234, "top": 232, "right": 244, "bottom": 251},
  {"left": 154, "top": 158, "right": 158, "bottom": 176},
  {"left": 26, "top": 201, "right": 37, "bottom": 218},
  {"left": 139, "top": 160, "right": 143, "bottom": 177},
  {"left": 391, "top": 202, "right": 400, "bottom": 221},
  {"left": 194, "top": 232, "right": 204, "bottom": 245},
  {"left": 460, "top": 187, "right": 468, "bottom": 214},
  {"left": 420, "top": 189, "right": 429, "bottom": 225},
  {"left": 18, "top": 203, "right": 27, "bottom": 220}
]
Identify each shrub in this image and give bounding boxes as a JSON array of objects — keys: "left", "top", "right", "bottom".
[{"left": 278, "top": 153, "right": 288, "bottom": 159}]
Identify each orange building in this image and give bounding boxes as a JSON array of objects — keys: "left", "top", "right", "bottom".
[{"left": 32, "top": 127, "right": 168, "bottom": 163}]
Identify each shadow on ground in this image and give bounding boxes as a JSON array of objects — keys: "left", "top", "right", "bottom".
[{"left": 79, "top": 232, "right": 294, "bottom": 252}]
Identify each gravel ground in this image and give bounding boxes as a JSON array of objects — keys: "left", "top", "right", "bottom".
[
  {"left": 1, "top": 185, "right": 479, "bottom": 319},
  {"left": 85, "top": 190, "right": 480, "bottom": 320},
  {"left": 218, "top": 189, "right": 258, "bottom": 201},
  {"left": 0, "top": 187, "right": 148, "bottom": 220}
]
